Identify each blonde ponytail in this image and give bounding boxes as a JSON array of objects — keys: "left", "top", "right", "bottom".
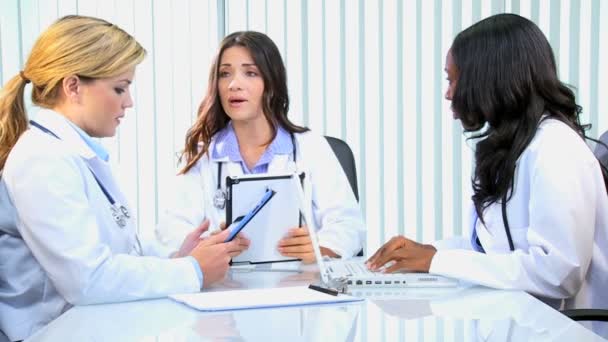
[
  {"left": 0, "top": 74, "right": 30, "bottom": 170},
  {"left": 0, "top": 15, "right": 146, "bottom": 171}
]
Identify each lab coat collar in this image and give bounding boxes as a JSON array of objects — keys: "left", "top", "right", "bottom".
[{"left": 32, "top": 109, "right": 99, "bottom": 160}]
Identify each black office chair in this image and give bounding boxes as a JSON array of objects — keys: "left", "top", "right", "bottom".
[
  {"left": 595, "top": 130, "right": 608, "bottom": 168},
  {"left": 325, "top": 136, "right": 363, "bottom": 257},
  {"left": 561, "top": 309, "right": 608, "bottom": 322},
  {"left": 324, "top": 136, "right": 359, "bottom": 201},
  {"left": 560, "top": 130, "right": 608, "bottom": 322}
]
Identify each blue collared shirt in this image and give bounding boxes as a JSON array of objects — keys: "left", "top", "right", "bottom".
[
  {"left": 65, "top": 120, "right": 109, "bottom": 162},
  {"left": 212, "top": 122, "right": 294, "bottom": 174}
]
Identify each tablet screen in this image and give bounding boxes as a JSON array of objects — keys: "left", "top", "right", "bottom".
[{"left": 224, "top": 189, "right": 276, "bottom": 242}]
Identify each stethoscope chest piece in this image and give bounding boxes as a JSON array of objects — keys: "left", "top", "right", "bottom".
[
  {"left": 213, "top": 188, "right": 226, "bottom": 210},
  {"left": 111, "top": 204, "right": 130, "bottom": 228}
]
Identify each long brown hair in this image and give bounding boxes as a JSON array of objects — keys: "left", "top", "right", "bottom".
[
  {"left": 180, "top": 31, "right": 308, "bottom": 174},
  {"left": 0, "top": 15, "right": 145, "bottom": 170}
]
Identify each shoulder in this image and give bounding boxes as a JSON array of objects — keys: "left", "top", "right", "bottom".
[
  {"left": 3, "top": 129, "right": 85, "bottom": 192},
  {"left": 522, "top": 118, "right": 597, "bottom": 170},
  {"left": 6, "top": 128, "right": 78, "bottom": 169},
  {"left": 179, "top": 142, "right": 213, "bottom": 177},
  {"left": 294, "top": 130, "right": 331, "bottom": 150},
  {"left": 530, "top": 119, "right": 593, "bottom": 157}
]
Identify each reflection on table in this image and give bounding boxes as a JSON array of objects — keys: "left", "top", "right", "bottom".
[{"left": 26, "top": 263, "right": 606, "bottom": 342}]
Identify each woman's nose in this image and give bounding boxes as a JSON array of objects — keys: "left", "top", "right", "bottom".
[
  {"left": 124, "top": 92, "right": 134, "bottom": 108},
  {"left": 228, "top": 76, "right": 242, "bottom": 91}
]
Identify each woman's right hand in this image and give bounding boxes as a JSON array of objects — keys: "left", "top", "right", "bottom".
[
  {"left": 217, "top": 221, "right": 251, "bottom": 256},
  {"left": 188, "top": 229, "right": 242, "bottom": 287}
]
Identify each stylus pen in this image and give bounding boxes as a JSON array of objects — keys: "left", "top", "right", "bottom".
[{"left": 308, "top": 284, "right": 339, "bottom": 296}]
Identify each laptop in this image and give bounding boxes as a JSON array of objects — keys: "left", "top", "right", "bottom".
[{"left": 289, "top": 174, "right": 459, "bottom": 289}]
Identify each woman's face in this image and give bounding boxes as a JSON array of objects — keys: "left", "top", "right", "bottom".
[
  {"left": 78, "top": 69, "right": 135, "bottom": 137},
  {"left": 444, "top": 49, "right": 459, "bottom": 119},
  {"left": 217, "top": 46, "right": 266, "bottom": 123}
]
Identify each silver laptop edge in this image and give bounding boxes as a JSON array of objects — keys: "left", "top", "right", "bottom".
[
  {"left": 291, "top": 173, "right": 458, "bottom": 289},
  {"left": 291, "top": 173, "right": 331, "bottom": 285}
]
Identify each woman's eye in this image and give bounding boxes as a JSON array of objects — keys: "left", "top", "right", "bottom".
[
  {"left": 246, "top": 71, "right": 258, "bottom": 77},
  {"left": 219, "top": 71, "right": 230, "bottom": 78},
  {"left": 115, "top": 88, "right": 125, "bottom": 94}
]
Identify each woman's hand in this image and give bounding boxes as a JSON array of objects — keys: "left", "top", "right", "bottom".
[
  {"left": 277, "top": 226, "right": 339, "bottom": 264},
  {"left": 366, "top": 235, "right": 437, "bottom": 273},
  {"left": 173, "top": 220, "right": 212, "bottom": 258},
  {"left": 189, "top": 230, "right": 241, "bottom": 287},
  {"left": 174, "top": 220, "right": 250, "bottom": 258},
  {"left": 218, "top": 221, "right": 251, "bottom": 257}
]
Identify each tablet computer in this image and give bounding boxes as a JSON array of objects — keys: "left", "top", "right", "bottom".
[
  {"left": 225, "top": 188, "right": 276, "bottom": 242},
  {"left": 226, "top": 172, "right": 305, "bottom": 264}
]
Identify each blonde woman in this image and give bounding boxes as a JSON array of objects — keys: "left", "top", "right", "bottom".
[{"left": 0, "top": 15, "right": 245, "bottom": 341}]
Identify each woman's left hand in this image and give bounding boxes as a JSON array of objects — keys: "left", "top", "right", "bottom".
[
  {"left": 277, "top": 226, "right": 338, "bottom": 264},
  {"left": 366, "top": 235, "right": 437, "bottom": 273},
  {"left": 174, "top": 220, "right": 250, "bottom": 258},
  {"left": 174, "top": 220, "right": 212, "bottom": 258}
]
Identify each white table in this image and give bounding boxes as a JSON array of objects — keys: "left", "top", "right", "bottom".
[{"left": 26, "top": 263, "right": 606, "bottom": 341}]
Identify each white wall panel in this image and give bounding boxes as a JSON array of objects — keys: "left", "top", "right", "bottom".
[
  {"left": 402, "top": 0, "right": 419, "bottom": 241},
  {"left": 226, "top": 0, "right": 248, "bottom": 32},
  {"left": 362, "top": 0, "right": 381, "bottom": 254},
  {"left": 132, "top": 0, "right": 159, "bottom": 237},
  {"left": 381, "top": 0, "right": 399, "bottom": 245},
  {"left": 324, "top": 0, "right": 342, "bottom": 138}
]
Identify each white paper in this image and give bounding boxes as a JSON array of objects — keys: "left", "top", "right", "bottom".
[{"left": 169, "top": 286, "right": 363, "bottom": 312}]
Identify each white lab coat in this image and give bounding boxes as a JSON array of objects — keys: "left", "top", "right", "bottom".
[
  {"left": 156, "top": 130, "right": 365, "bottom": 258},
  {"left": 430, "top": 118, "right": 608, "bottom": 310},
  {"left": 0, "top": 109, "right": 200, "bottom": 341}
]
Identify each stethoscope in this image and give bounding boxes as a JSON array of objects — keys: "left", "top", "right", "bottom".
[
  {"left": 472, "top": 197, "right": 515, "bottom": 253},
  {"left": 29, "top": 120, "right": 143, "bottom": 254},
  {"left": 212, "top": 132, "right": 297, "bottom": 210}
]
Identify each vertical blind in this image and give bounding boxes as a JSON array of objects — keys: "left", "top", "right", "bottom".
[{"left": 1, "top": 0, "right": 606, "bottom": 251}]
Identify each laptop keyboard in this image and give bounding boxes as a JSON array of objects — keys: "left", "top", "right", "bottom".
[
  {"left": 330, "top": 261, "right": 375, "bottom": 276},
  {"left": 346, "top": 262, "right": 374, "bottom": 275}
]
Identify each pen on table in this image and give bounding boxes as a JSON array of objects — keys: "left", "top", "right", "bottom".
[{"left": 308, "top": 284, "right": 339, "bottom": 296}]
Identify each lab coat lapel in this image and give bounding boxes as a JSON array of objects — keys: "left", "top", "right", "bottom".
[
  {"left": 83, "top": 158, "right": 126, "bottom": 205},
  {"left": 267, "top": 154, "right": 295, "bottom": 173},
  {"left": 225, "top": 161, "right": 243, "bottom": 176},
  {"left": 83, "top": 153, "right": 139, "bottom": 253}
]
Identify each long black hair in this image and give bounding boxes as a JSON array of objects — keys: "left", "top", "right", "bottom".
[{"left": 450, "top": 13, "right": 608, "bottom": 227}]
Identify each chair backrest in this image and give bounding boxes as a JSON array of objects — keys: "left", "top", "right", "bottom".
[
  {"left": 324, "top": 136, "right": 359, "bottom": 201},
  {"left": 595, "top": 130, "right": 608, "bottom": 168},
  {"left": 325, "top": 136, "right": 364, "bottom": 257}
]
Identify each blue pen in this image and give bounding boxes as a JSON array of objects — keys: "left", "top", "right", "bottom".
[{"left": 225, "top": 189, "right": 276, "bottom": 242}]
